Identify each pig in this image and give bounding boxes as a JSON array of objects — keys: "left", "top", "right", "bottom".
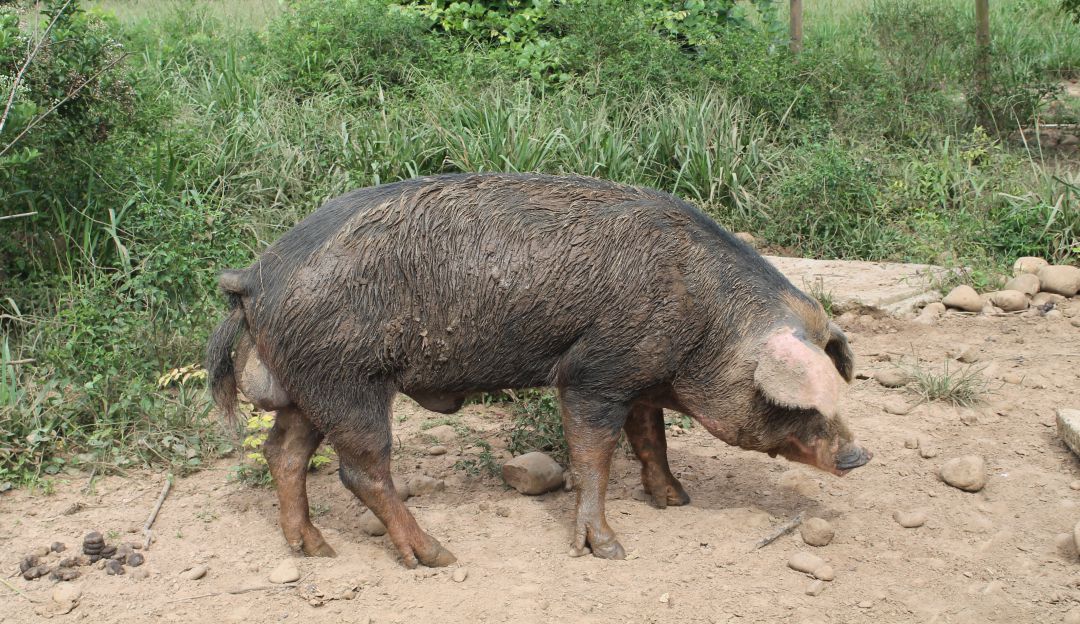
[{"left": 206, "top": 173, "right": 870, "bottom": 568}]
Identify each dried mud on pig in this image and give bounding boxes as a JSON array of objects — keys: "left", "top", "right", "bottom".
[{"left": 205, "top": 173, "right": 869, "bottom": 568}]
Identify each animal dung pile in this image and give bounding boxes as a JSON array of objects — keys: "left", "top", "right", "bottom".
[
  {"left": 19, "top": 532, "right": 146, "bottom": 581},
  {"left": 935, "top": 257, "right": 1079, "bottom": 319}
]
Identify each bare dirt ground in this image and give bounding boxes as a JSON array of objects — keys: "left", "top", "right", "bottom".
[{"left": 3, "top": 305, "right": 1080, "bottom": 624}]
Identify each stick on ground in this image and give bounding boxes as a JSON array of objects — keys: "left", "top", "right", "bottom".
[
  {"left": 164, "top": 583, "right": 300, "bottom": 604},
  {"left": 143, "top": 474, "right": 173, "bottom": 550},
  {"left": 752, "top": 512, "right": 804, "bottom": 551}
]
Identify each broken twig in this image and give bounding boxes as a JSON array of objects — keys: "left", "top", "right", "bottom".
[
  {"left": 164, "top": 583, "right": 299, "bottom": 603},
  {"left": 752, "top": 512, "right": 804, "bottom": 550},
  {"left": 143, "top": 474, "right": 173, "bottom": 550}
]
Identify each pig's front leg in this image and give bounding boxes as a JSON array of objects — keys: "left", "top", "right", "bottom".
[{"left": 559, "top": 390, "right": 627, "bottom": 560}]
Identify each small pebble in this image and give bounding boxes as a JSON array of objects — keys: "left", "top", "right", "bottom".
[
  {"left": 495, "top": 506, "right": 510, "bottom": 518},
  {"left": 857, "top": 600, "right": 874, "bottom": 609},
  {"left": 813, "top": 565, "right": 835, "bottom": 581},
  {"left": 31, "top": 545, "right": 51, "bottom": 558},
  {"left": 1070, "top": 481, "right": 1080, "bottom": 491},
  {"left": 268, "top": 559, "right": 300, "bottom": 584},
  {"left": 452, "top": 567, "right": 469, "bottom": 583},
  {"left": 658, "top": 592, "right": 670, "bottom": 604},
  {"left": 919, "top": 446, "right": 939, "bottom": 459},
  {"left": 427, "top": 446, "right": 447, "bottom": 456},
  {"left": 805, "top": 580, "right": 827, "bottom": 596},
  {"left": 105, "top": 560, "right": 124, "bottom": 575},
  {"left": 181, "top": 564, "right": 208, "bottom": 581},
  {"left": 893, "top": 509, "right": 928, "bottom": 528}
]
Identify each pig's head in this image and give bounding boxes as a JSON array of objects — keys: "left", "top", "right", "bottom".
[{"left": 746, "top": 313, "right": 871, "bottom": 476}]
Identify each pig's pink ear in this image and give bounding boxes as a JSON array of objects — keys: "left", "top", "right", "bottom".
[{"left": 753, "top": 327, "right": 843, "bottom": 417}]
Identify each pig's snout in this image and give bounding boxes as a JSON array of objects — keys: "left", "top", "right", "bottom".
[{"left": 834, "top": 444, "right": 872, "bottom": 474}]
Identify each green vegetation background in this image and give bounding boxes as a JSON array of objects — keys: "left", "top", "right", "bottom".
[{"left": 1, "top": 0, "right": 1079, "bottom": 487}]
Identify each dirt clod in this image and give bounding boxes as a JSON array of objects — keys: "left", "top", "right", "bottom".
[
  {"left": 799, "top": 518, "right": 835, "bottom": 547},
  {"left": 52, "top": 582, "right": 83, "bottom": 604},
  {"left": 874, "top": 368, "right": 911, "bottom": 388},
  {"left": 268, "top": 559, "right": 301, "bottom": 584},
  {"left": 893, "top": 509, "right": 928, "bottom": 528},
  {"left": 427, "top": 445, "right": 447, "bottom": 456},
  {"left": 51, "top": 542, "right": 66, "bottom": 553},
  {"left": 408, "top": 475, "right": 445, "bottom": 496},
  {"left": 788, "top": 552, "right": 825, "bottom": 575},
  {"left": 452, "top": 567, "right": 469, "bottom": 583},
  {"left": 180, "top": 564, "right": 208, "bottom": 581},
  {"left": 23, "top": 564, "right": 50, "bottom": 580},
  {"left": 127, "top": 552, "right": 145, "bottom": 567},
  {"left": 940, "top": 455, "right": 987, "bottom": 492},
  {"left": 805, "top": 580, "right": 827, "bottom": 596}
]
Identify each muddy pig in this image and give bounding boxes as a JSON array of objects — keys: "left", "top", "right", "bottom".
[{"left": 206, "top": 173, "right": 871, "bottom": 567}]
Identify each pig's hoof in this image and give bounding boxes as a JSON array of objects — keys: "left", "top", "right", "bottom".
[
  {"left": 666, "top": 485, "right": 691, "bottom": 507},
  {"left": 590, "top": 538, "right": 625, "bottom": 560},
  {"left": 416, "top": 537, "right": 456, "bottom": 568},
  {"left": 567, "top": 545, "right": 591, "bottom": 558},
  {"left": 303, "top": 540, "right": 337, "bottom": 558}
]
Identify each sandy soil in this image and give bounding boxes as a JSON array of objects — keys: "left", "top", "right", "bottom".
[{"left": 2, "top": 305, "right": 1080, "bottom": 624}]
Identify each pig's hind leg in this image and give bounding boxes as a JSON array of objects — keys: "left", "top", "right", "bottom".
[
  {"left": 560, "top": 390, "right": 628, "bottom": 560},
  {"left": 330, "top": 385, "right": 457, "bottom": 569},
  {"left": 624, "top": 405, "right": 690, "bottom": 509},
  {"left": 263, "top": 407, "right": 336, "bottom": 557}
]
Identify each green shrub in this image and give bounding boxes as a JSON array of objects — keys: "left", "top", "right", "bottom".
[{"left": 264, "top": 0, "right": 439, "bottom": 100}]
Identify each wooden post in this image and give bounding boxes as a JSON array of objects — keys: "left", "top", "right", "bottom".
[
  {"left": 974, "top": 0, "right": 991, "bottom": 127},
  {"left": 790, "top": 0, "right": 803, "bottom": 55}
]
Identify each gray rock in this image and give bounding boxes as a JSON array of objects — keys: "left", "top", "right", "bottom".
[
  {"left": 268, "top": 559, "right": 300, "bottom": 584},
  {"left": 126, "top": 552, "right": 144, "bottom": 567},
  {"left": 408, "top": 475, "right": 445, "bottom": 496},
  {"left": 359, "top": 510, "right": 387, "bottom": 536},
  {"left": 1004, "top": 274, "right": 1040, "bottom": 296},
  {"left": 942, "top": 286, "right": 982, "bottom": 312},
  {"left": 1038, "top": 265, "right": 1080, "bottom": 297},
  {"left": 940, "top": 455, "right": 987, "bottom": 492},
  {"left": 104, "top": 560, "right": 124, "bottom": 575},
  {"left": 799, "top": 518, "right": 835, "bottom": 547},
  {"left": 501, "top": 452, "right": 564, "bottom": 495}
]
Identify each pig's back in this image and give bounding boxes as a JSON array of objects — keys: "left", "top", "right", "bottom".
[{"left": 246, "top": 174, "right": 786, "bottom": 394}]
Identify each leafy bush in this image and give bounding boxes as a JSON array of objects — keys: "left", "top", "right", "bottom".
[
  {"left": 264, "top": 0, "right": 439, "bottom": 99},
  {"left": 506, "top": 390, "right": 566, "bottom": 463}
]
